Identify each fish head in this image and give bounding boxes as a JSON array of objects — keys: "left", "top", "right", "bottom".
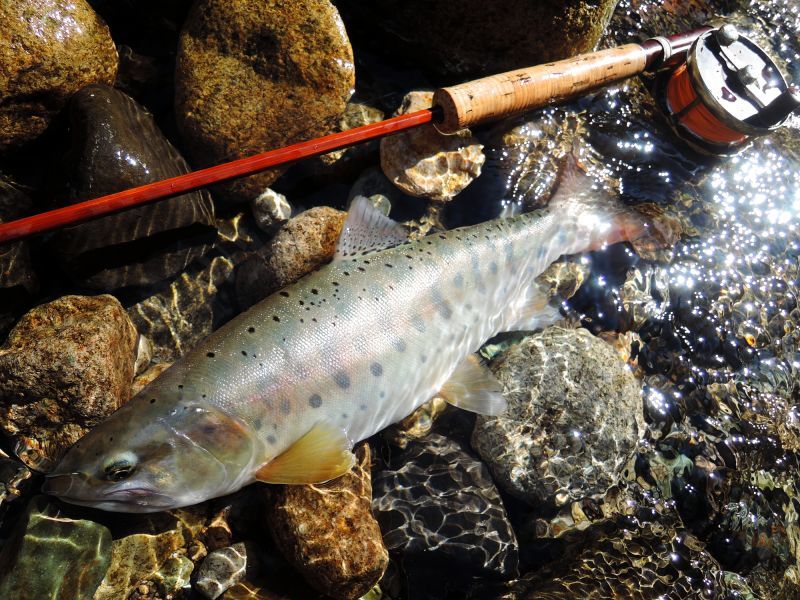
[{"left": 43, "top": 398, "right": 257, "bottom": 513}]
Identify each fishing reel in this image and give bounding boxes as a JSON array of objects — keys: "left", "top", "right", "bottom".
[{"left": 662, "top": 24, "right": 799, "bottom": 154}]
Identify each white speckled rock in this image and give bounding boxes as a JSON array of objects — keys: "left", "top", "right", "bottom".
[
  {"left": 251, "top": 189, "right": 292, "bottom": 234},
  {"left": 380, "top": 91, "right": 484, "bottom": 202},
  {"left": 471, "top": 327, "right": 644, "bottom": 506},
  {"left": 194, "top": 543, "right": 247, "bottom": 600}
]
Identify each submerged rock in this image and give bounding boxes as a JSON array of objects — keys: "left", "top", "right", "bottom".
[
  {"left": 51, "top": 84, "right": 216, "bottom": 290},
  {"left": 264, "top": 443, "right": 388, "bottom": 600},
  {"left": 372, "top": 433, "right": 519, "bottom": 579},
  {"left": 0, "top": 176, "right": 38, "bottom": 333},
  {"left": 128, "top": 212, "right": 265, "bottom": 362},
  {"left": 0, "top": 457, "right": 33, "bottom": 528},
  {"left": 175, "top": 0, "right": 354, "bottom": 202},
  {"left": 472, "top": 327, "right": 644, "bottom": 506},
  {"left": 0, "top": 496, "right": 111, "bottom": 599},
  {"left": 235, "top": 206, "right": 347, "bottom": 309},
  {"left": 0, "top": 295, "right": 138, "bottom": 470},
  {"left": 194, "top": 542, "right": 247, "bottom": 600},
  {"left": 0, "top": 0, "right": 118, "bottom": 150},
  {"left": 380, "top": 91, "right": 484, "bottom": 202}
]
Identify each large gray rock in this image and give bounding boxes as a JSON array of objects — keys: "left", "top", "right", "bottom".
[
  {"left": 472, "top": 327, "right": 644, "bottom": 506},
  {"left": 175, "top": 0, "right": 354, "bottom": 202}
]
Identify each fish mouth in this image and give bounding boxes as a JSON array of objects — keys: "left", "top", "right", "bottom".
[{"left": 42, "top": 473, "right": 175, "bottom": 511}]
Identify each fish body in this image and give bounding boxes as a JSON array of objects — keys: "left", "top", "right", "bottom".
[{"left": 45, "top": 167, "right": 647, "bottom": 512}]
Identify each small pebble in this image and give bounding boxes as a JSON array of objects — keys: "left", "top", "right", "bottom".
[
  {"left": 194, "top": 543, "right": 247, "bottom": 600},
  {"left": 251, "top": 188, "right": 292, "bottom": 234}
]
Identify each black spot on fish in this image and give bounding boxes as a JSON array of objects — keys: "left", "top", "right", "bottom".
[
  {"left": 431, "top": 289, "right": 453, "bottom": 319},
  {"left": 248, "top": 326, "right": 255, "bottom": 333},
  {"left": 385, "top": 263, "right": 393, "bottom": 268},
  {"left": 299, "top": 300, "right": 305, "bottom": 306},
  {"left": 370, "top": 362, "right": 383, "bottom": 377},
  {"left": 342, "top": 413, "right": 348, "bottom": 419},
  {"left": 207, "top": 352, "right": 215, "bottom": 358},
  {"left": 273, "top": 316, "right": 280, "bottom": 322},
  {"left": 357, "top": 267, "right": 366, "bottom": 272},
  {"left": 254, "top": 418, "right": 262, "bottom": 430},
  {"left": 392, "top": 339, "right": 407, "bottom": 352},
  {"left": 267, "top": 435, "right": 276, "bottom": 445},
  {"left": 280, "top": 291, "right": 289, "bottom": 297},
  {"left": 344, "top": 271, "right": 350, "bottom": 276},
  {"left": 332, "top": 281, "right": 339, "bottom": 286},
  {"left": 454, "top": 273, "right": 464, "bottom": 288},
  {"left": 241, "top": 350, "right": 247, "bottom": 356},
  {"left": 490, "top": 261, "right": 498, "bottom": 274},
  {"left": 412, "top": 315, "right": 426, "bottom": 333},
  {"left": 334, "top": 372, "right": 351, "bottom": 389},
  {"left": 281, "top": 399, "right": 291, "bottom": 414},
  {"left": 379, "top": 391, "right": 386, "bottom": 398},
  {"left": 360, "top": 403, "right": 368, "bottom": 411},
  {"left": 203, "top": 425, "right": 216, "bottom": 435},
  {"left": 150, "top": 398, "right": 156, "bottom": 404},
  {"left": 202, "top": 394, "right": 207, "bottom": 399},
  {"left": 311, "top": 288, "right": 319, "bottom": 294},
  {"left": 309, "top": 394, "right": 322, "bottom": 408}
]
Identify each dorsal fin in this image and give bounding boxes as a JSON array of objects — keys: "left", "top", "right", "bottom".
[{"left": 334, "top": 196, "right": 408, "bottom": 260}]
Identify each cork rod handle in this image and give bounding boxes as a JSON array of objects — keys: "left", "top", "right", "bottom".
[{"left": 433, "top": 44, "right": 648, "bottom": 132}]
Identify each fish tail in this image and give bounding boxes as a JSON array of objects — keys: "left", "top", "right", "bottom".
[{"left": 546, "top": 155, "right": 660, "bottom": 255}]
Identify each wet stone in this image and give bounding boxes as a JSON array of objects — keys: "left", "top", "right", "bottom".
[
  {"left": 264, "top": 443, "right": 388, "bottom": 599},
  {"left": 0, "top": 496, "right": 111, "bottom": 599},
  {"left": 0, "top": 457, "right": 33, "bottom": 526},
  {"left": 380, "top": 91, "right": 485, "bottom": 202},
  {"left": 175, "top": 0, "right": 354, "bottom": 203},
  {"left": 383, "top": 396, "right": 448, "bottom": 450},
  {"left": 50, "top": 84, "right": 216, "bottom": 290},
  {"left": 372, "top": 433, "right": 519, "bottom": 579},
  {"left": 251, "top": 189, "right": 292, "bottom": 235},
  {"left": 235, "top": 206, "right": 347, "bottom": 310},
  {"left": 0, "top": 294, "right": 138, "bottom": 470},
  {"left": 472, "top": 327, "right": 644, "bottom": 506},
  {"left": 0, "top": 0, "right": 118, "bottom": 150},
  {"left": 194, "top": 542, "right": 247, "bottom": 600}
]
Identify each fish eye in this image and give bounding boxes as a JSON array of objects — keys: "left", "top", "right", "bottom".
[{"left": 103, "top": 453, "right": 137, "bottom": 482}]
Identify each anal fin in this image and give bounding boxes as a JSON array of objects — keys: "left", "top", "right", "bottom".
[
  {"left": 255, "top": 423, "right": 354, "bottom": 484},
  {"left": 505, "top": 283, "right": 563, "bottom": 331},
  {"left": 440, "top": 355, "right": 506, "bottom": 416}
]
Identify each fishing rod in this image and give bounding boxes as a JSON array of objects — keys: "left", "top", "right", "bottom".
[{"left": 1, "top": 25, "right": 797, "bottom": 245}]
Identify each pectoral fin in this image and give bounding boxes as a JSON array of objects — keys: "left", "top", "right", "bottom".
[
  {"left": 255, "top": 423, "right": 354, "bottom": 484},
  {"left": 440, "top": 355, "right": 507, "bottom": 416}
]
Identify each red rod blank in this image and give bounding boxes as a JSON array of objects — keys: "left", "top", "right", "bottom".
[{"left": 0, "top": 108, "right": 435, "bottom": 244}]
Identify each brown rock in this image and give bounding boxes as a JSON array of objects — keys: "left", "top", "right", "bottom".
[
  {"left": 380, "top": 91, "right": 484, "bottom": 202},
  {"left": 264, "top": 444, "right": 389, "bottom": 600},
  {"left": 235, "top": 206, "right": 346, "bottom": 309},
  {"left": 0, "top": 0, "right": 118, "bottom": 150},
  {"left": 175, "top": 0, "right": 355, "bottom": 202},
  {"left": 0, "top": 295, "right": 138, "bottom": 470},
  {"left": 202, "top": 506, "right": 233, "bottom": 552}
]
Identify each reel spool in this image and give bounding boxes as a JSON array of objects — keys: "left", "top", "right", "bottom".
[{"left": 665, "top": 24, "right": 800, "bottom": 154}]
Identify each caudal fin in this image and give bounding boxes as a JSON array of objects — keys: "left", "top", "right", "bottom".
[{"left": 547, "top": 155, "right": 671, "bottom": 255}]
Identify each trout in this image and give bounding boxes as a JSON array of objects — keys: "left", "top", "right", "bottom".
[{"left": 44, "top": 163, "right": 649, "bottom": 512}]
